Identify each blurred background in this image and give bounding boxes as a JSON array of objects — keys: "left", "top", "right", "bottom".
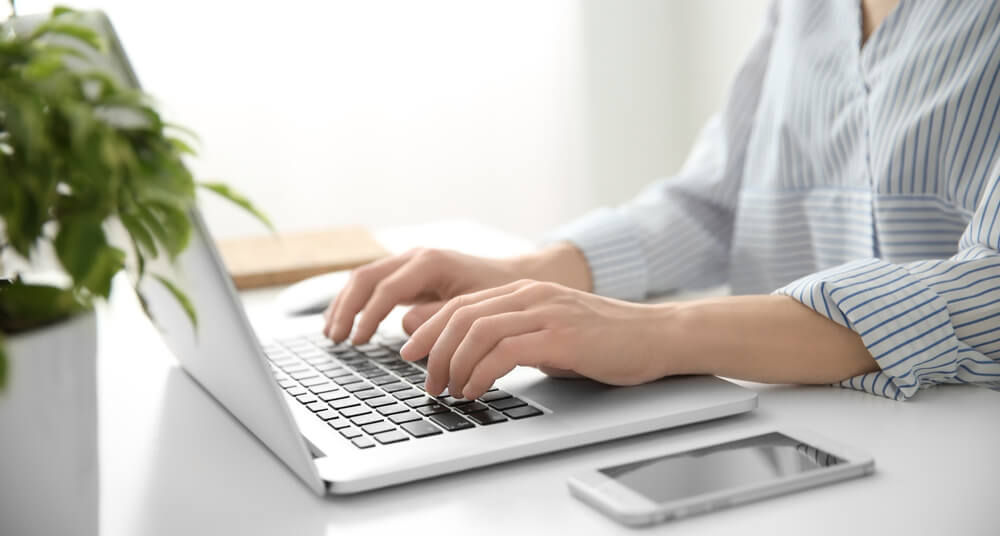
[{"left": 16, "top": 0, "right": 769, "bottom": 240}]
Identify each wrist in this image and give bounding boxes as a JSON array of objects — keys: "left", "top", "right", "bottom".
[
  {"left": 511, "top": 242, "right": 593, "bottom": 291},
  {"left": 638, "top": 301, "right": 707, "bottom": 378}
]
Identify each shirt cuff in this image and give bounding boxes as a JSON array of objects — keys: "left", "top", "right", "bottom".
[
  {"left": 774, "top": 259, "right": 958, "bottom": 400},
  {"left": 543, "top": 208, "right": 648, "bottom": 301}
]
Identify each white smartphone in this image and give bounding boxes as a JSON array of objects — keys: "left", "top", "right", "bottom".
[{"left": 567, "top": 428, "right": 874, "bottom": 526}]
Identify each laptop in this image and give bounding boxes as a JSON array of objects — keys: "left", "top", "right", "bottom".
[{"left": 72, "top": 11, "right": 759, "bottom": 494}]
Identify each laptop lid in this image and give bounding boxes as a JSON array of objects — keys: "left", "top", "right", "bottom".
[
  {"left": 24, "top": 10, "right": 327, "bottom": 493},
  {"left": 140, "top": 209, "right": 325, "bottom": 494}
]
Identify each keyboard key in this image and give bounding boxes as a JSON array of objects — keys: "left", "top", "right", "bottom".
[
  {"left": 370, "top": 375, "right": 399, "bottom": 386},
  {"left": 389, "top": 411, "right": 423, "bottom": 425},
  {"left": 357, "top": 368, "right": 384, "bottom": 379},
  {"left": 376, "top": 403, "right": 409, "bottom": 416},
  {"left": 478, "top": 390, "right": 511, "bottom": 403},
  {"left": 393, "top": 389, "right": 424, "bottom": 401},
  {"left": 277, "top": 379, "right": 296, "bottom": 389},
  {"left": 308, "top": 383, "right": 338, "bottom": 394},
  {"left": 362, "top": 421, "right": 395, "bottom": 435},
  {"left": 352, "top": 437, "right": 375, "bottom": 449},
  {"left": 333, "top": 374, "right": 363, "bottom": 385},
  {"left": 439, "top": 395, "right": 473, "bottom": 408},
  {"left": 319, "top": 391, "right": 349, "bottom": 402},
  {"left": 382, "top": 382, "right": 409, "bottom": 393},
  {"left": 351, "top": 413, "right": 384, "bottom": 426},
  {"left": 373, "top": 430, "right": 410, "bottom": 444},
  {"left": 344, "top": 381, "right": 374, "bottom": 393},
  {"left": 340, "top": 406, "right": 372, "bottom": 418},
  {"left": 405, "top": 396, "right": 437, "bottom": 408},
  {"left": 340, "top": 427, "right": 362, "bottom": 439},
  {"left": 364, "top": 396, "right": 395, "bottom": 408},
  {"left": 305, "top": 401, "right": 329, "bottom": 412},
  {"left": 456, "top": 402, "right": 489, "bottom": 414},
  {"left": 285, "top": 386, "right": 307, "bottom": 397},
  {"left": 327, "top": 417, "right": 351, "bottom": 430},
  {"left": 314, "top": 362, "right": 342, "bottom": 373},
  {"left": 290, "top": 370, "right": 319, "bottom": 381},
  {"left": 280, "top": 362, "right": 309, "bottom": 373},
  {"left": 489, "top": 397, "right": 527, "bottom": 411},
  {"left": 300, "top": 377, "right": 328, "bottom": 387},
  {"left": 429, "top": 412, "right": 474, "bottom": 431},
  {"left": 467, "top": 409, "right": 508, "bottom": 426},
  {"left": 401, "top": 420, "right": 443, "bottom": 438},
  {"left": 329, "top": 398, "right": 360, "bottom": 410},
  {"left": 504, "top": 405, "right": 543, "bottom": 419},
  {"left": 417, "top": 403, "right": 450, "bottom": 416},
  {"left": 295, "top": 393, "right": 318, "bottom": 404},
  {"left": 355, "top": 343, "right": 382, "bottom": 352},
  {"left": 363, "top": 349, "right": 392, "bottom": 358},
  {"left": 355, "top": 389, "right": 383, "bottom": 400},
  {"left": 303, "top": 355, "right": 331, "bottom": 366},
  {"left": 316, "top": 409, "right": 339, "bottom": 421}
]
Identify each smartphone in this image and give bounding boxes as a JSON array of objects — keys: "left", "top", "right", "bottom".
[{"left": 567, "top": 428, "right": 874, "bottom": 526}]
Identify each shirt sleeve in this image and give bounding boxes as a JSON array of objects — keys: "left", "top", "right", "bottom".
[
  {"left": 775, "top": 170, "right": 1000, "bottom": 400},
  {"left": 545, "top": 2, "right": 779, "bottom": 301}
]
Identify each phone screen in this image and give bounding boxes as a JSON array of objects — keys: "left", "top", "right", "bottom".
[{"left": 600, "top": 432, "right": 844, "bottom": 504}]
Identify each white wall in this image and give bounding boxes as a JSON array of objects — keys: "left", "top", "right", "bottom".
[{"left": 16, "top": 0, "right": 769, "bottom": 241}]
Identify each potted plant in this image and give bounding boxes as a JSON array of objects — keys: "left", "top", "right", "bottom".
[{"left": 0, "top": 6, "right": 269, "bottom": 535}]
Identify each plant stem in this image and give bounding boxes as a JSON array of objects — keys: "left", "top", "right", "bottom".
[{"left": 7, "top": 0, "right": 14, "bottom": 18}]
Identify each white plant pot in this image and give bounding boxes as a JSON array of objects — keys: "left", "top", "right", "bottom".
[{"left": 0, "top": 310, "right": 99, "bottom": 536}]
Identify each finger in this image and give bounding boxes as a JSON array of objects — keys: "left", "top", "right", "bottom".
[
  {"left": 417, "top": 286, "right": 536, "bottom": 395},
  {"left": 352, "top": 256, "right": 441, "bottom": 344},
  {"left": 400, "top": 279, "right": 531, "bottom": 361},
  {"left": 462, "top": 330, "right": 551, "bottom": 399},
  {"left": 322, "top": 289, "right": 342, "bottom": 325},
  {"left": 326, "top": 253, "right": 414, "bottom": 341},
  {"left": 402, "top": 301, "right": 445, "bottom": 335},
  {"left": 447, "top": 310, "right": 544, "bottom": 397}
]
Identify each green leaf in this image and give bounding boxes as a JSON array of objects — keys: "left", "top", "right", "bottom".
[
  {"left": 164, "top": 122, "right": 201, "bottom": 144},
  {"left": 119, "top": 211, "right": 158, "bottom": 258},
  {"left": 29, "top": 22, "right": 104, "bottom": 52},
  {"left": 199, "top": 182, "right": 274, "bottom": 231},
  {"left": 147, "top": 203, "right": 191, "bottom": 259},
  {"left": 168, "top": 136, "right": 197, "bottom": 156},
  {"left": 151, "top": 274, "right": 197, "bottom": 329},
  {"left": 52, "top": 5, "right": 76, "bottom": 17},
  {"left": 53, "top": 215, "right": 125, "bottom": 298}
]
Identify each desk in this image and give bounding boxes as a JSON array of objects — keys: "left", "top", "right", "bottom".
[{"left": 97, "top": 221, "right": 1000, "bottom": 536}]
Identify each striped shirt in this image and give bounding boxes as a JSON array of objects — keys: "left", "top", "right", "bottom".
[{"left": 550, "top": 0, "right": 1000, "bottom": 400}]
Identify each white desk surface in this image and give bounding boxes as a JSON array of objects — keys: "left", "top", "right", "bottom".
[{"left": 98, "top": 221, "right": 1000, "bottom": 536}]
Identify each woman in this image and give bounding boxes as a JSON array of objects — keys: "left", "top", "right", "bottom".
[{"left": 323, "top": 0, "right": 1000, "bottom": 401}]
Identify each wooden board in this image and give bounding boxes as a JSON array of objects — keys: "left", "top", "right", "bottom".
[{"left": 217, "top": 227, "right": 389, "bottom": 289}]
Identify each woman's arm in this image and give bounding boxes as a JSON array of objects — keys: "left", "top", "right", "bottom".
[
  {"left": 399, "top": 275, "right": 878, "bottom": 399},
  {"left": 661, "top": 295, "right": 878, "bottom": 384}
]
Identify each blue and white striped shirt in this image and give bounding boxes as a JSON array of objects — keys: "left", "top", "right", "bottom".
[{"left": 551, "top": 0, "right": 1000, "bottom": 400}]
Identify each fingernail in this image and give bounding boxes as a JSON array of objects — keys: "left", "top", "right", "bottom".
[{"left": 399, "top": 340, "right": 412, "bottom": 357}]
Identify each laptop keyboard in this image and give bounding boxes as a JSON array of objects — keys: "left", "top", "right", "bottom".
[{"left": 264, "top": 333, "right": 543, "bottom": 449}]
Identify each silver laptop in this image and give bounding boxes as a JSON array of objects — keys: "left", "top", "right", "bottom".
[{"left": 75, "top": 11, "right": 759, "bottom": 495}]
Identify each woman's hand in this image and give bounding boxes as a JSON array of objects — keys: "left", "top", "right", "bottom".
[
  {"left": 323, "top": 243, "right": 592, "bottom": 344},
  {"left": 398, "top": 280, "right": 675, "bottom": 399}
]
